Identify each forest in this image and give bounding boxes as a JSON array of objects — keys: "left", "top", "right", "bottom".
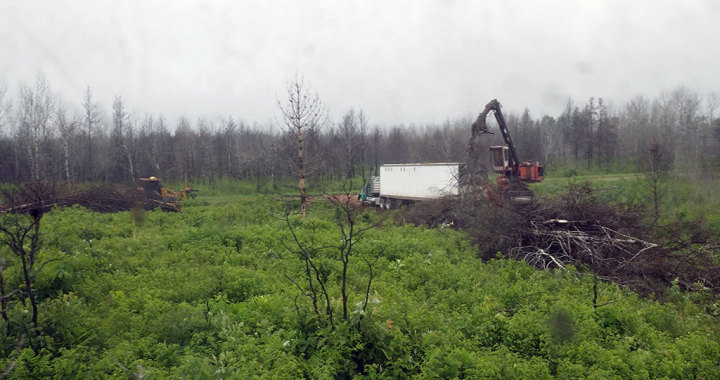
[
  {"left": 1, "top": 75, "right": 720, "bottom": 185},
  {"left": 1, "top": 74, "right": 720, "bottom": 378}
]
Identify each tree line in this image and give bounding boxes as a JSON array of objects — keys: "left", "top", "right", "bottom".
[{"left": 1, "top": 74, "right": 719, "bottom": 186}]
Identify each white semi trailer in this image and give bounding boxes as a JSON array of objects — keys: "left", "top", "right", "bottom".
[{"left": 359, "top": 163, "right": 463, "bottom": 209}]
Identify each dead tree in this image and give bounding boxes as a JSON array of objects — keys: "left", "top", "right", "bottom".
[
  {"left": 330, "top": 189, "right": 381, "bottom": 320},
  {"left": 507, "top": 182, "right": 656, "bottom": 278},
  {"left": 514, "top": 220, "right": 657, "bottom": 272},
  {"left": 282, "top": 205, "right": 335, "bottom": 329},
  {"left": 277, "top": 74, "right": 327, "bottom": 218},
  {"left": 111, "top": 96, "right": 136, "bottom": 184},
  {"left": 0, "top": 79, "right": 10, "bottom": 133},
  {"left": 81, "top": 86, "right": 102, "bottom": 182},
  {"left": 54, "top": 97, "right": 77, "bottom": 181},
  {"left": 282, "top": 187, "right": 381, "bottom": 329},
  {"left": 338, "top": 109, "right": 367, "bottom": 179},
  {"left": 642, "top": 141, "right": 667, "bottom": 225},
  {"left": 0, "top": 181, "right": 59, "bottom": 329},
  {"left": 16, "top": 75, "right": 54, "bottom": 181},
  {"left": 462, "top": 180, "right": 675, "bottom": 299}
]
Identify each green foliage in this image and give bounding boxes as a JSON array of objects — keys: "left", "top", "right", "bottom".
[{"left": 0, "top": 180, "right": 719, "bottom": 378}]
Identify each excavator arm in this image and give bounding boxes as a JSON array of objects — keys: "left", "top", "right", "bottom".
[
  {"left": 471, "top": 99, "right": 521, "bottom": 176},
  {"left": 467, "top": 99, "right": 544, "bottom": 205},
  {"left": 471, "top": 99, "right": 543, "bottom": 182}
]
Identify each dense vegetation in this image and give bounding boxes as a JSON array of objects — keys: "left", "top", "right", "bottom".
[{"left": 1, "top": 180, "right": 719, "bottom": 378}]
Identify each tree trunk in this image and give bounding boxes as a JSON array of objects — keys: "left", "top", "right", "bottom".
[
  {"left": 63, "top": 139, "right": 71, "bottom": 181},
  {"left": 20, "top": 253, "right": 37, "bottom": 327},
  {"left": 298, "top": 127, "right": 307, "bottom": 218}
]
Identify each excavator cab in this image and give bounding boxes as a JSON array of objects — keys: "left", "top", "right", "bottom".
[
  {"left": 490, "top": 146, "right": 543, "bottom": 181},
  {"left": 490, "top": 146, "right": 512, "bottom": 174},
  {"left": 139, "top": 176, "right": 181, "bottom": 211},
  {"left": 141, "top": 176, "right": 164, "bottom": 201}
]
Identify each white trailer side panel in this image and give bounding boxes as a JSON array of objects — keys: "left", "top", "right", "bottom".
[{"left": 379, "top": 163, "right": 460, "bottom": 200}]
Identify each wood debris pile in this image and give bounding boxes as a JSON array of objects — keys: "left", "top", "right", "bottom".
[
  {"left": 467, "top": 200, "right": 661, "bottom": 288},
  {"left": 1, "top": 181, "right": 178, "bottom": 216},
  {"left": 513, "top": 219, "right": 658, "bottom": 272},
  {"left": 457, "top": 181, "right": 720, "bottom": 295}
]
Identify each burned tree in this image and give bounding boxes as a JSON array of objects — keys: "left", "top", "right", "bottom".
[
  {"left": 282, "top": 189, "right": 381, "bottom": 329},
  {"left": 0, "top": 181, "right": 60, "bottom": 330},
  {"left": 277, "top": 74, "right": 327, "bottom": 218}
]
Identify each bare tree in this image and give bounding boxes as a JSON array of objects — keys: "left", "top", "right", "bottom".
[
  {"left": 16, "top": 74, "right": 54, "bottom": 181},
  {"left": 621, "top": 95, "right": 651, "bottom": 163},
  {"left": 539, "top": 115, "right": 559, "bottom": 165},
  {"left": 0, "top": 80, "right": 14, "bottom": 180},
  {"left": 642, "top": 141, "right": 668, "bottom": 225},
  {"left": 671, "top": 87, "right": 702, "bottom": 170},
  {"left": 512, "top": 108, "right": 543, "bottom": 163},
  {"left": 356, "top": 111, "right": 369, "bottom": 178},
  {"left": 337, "top": 108, "right": 368, "bottom": 179},
  {"left": 369, "top": 126, "right": 382, "bottom": 175},
  {"left": 282, "top": 190, "right": 381, "bottom": 330},
  {"left": 385, "top": 126, "right": 410, "bottom": 164},
  {"left": 0, "top": 181, "right": 60, "bottom": 330},
  {"left": 277, "top": 74, "right": 327, "bottom": 218},
  {"left": 54, "top": 97, "right": 78, "bottom": 181},
  {"left": 111, "top": 96, "right": 135, "bottom": 183},
  {"left": 584, "top": 98, "right": 597, "bottom": 170},
  {"left": 557, "top": 99, "right": 576, "bottom": 166},
  {"left": 138, "top": 114, "right": 171, "bottom": 178},
  {"left": 0, "top": 79, "right": 10, "bottom": 134},
  {"left": 173, "top": 116, "right": 196, "bottom": 181},
  {"left": 596, "top": 98, "right": 618, "bottom": 170},
  {"left": 82, "top": 86, "right": 102, "bottom": 181},
  {"left": 195, "top": 118, "right": 216, "bottom": 183},
  {"left": 216, "top": 116, "right": 242, "bottom": 178}
]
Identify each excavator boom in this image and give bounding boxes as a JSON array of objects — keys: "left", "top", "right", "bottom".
[{"left": 468, "top": 99, "right": 544, "bottom": 205}]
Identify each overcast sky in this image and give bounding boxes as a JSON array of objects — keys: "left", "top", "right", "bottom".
[{"left": 1, "top": 0, "right": 719, "bottom": 127}]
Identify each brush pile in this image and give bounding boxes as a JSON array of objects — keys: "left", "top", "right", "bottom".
[
  {"left": 1, "top": 181, "right": 179, "bottom": 216},
  {"left": 428, "top": 181, "right": 720, "bottom": 297}
]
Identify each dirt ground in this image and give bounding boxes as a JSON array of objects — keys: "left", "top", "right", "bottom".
[{"left": 322, "top": 194, "right": 362, "bottom": 207}]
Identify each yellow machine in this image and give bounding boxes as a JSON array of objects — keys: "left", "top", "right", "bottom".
[{"left": 139, "top": 176, "right": 197, "bottom": 211}]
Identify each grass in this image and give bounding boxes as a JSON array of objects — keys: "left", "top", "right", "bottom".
[{"left": 532, "top": 169, "right": 720, "bottom": 231}]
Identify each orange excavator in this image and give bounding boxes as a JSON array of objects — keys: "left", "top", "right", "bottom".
[{"left": 468, "top": 99, "right": 544, "bottom": 205}]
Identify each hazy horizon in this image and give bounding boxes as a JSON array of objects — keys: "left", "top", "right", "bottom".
[{"left": 2, "top": 0, "right": 719, "bottom": 127}]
